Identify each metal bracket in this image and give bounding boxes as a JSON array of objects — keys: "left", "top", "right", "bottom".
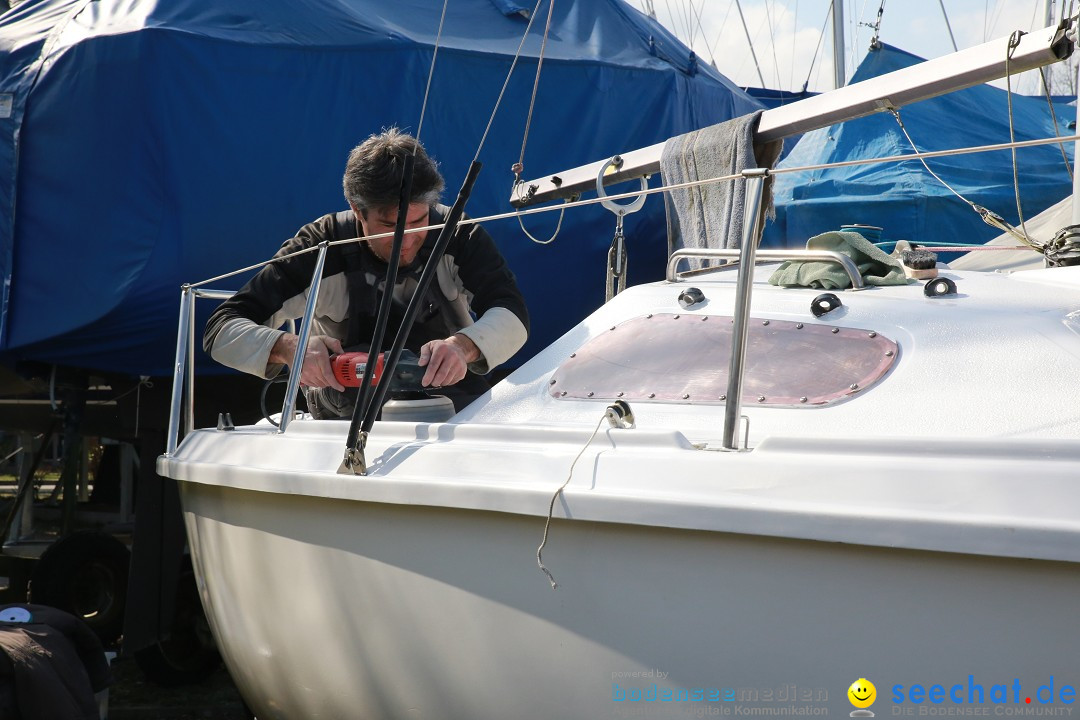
[{"left": 338, "top": 432, "right": 368, "bottom": 475}]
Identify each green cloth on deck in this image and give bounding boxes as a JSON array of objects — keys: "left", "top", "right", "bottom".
[{"left": 768, "top": 231, "right": 910, "bottom": 289}]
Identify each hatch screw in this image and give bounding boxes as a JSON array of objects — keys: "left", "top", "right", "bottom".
[
  {"left": 560, "top": 391, "right": 567, "bottom": 397},
  {"left": 831, "top": 327, "right": 840, "bottom": 334},
  {"left": 885, "top": 350, "right": 894, "bottom": 357},
  {"left": 587, "top": 391, "right": 594, "bottom": 397},
  {"left": 800, "top": 397, "right": 808, "bottom": 403},
  {"left": 850, "top": 383, "right": 859, "bottom": 390},
  {"left": 617, "top": 392, "right": 624, "bottom": 397},
  {"left": 701, "top": 316, "right": 708, "bottom": 321},
  {"left": 869, "top": 331, "right": 877, "bottom": 338},
  {"left": 648, "top": 393, "right": 656, "bottom": 398},
  {"left": 549, "top": 379, "right": 557, "bottom": 385},
  {"left": 762, "top": 320, "right": 770, "bottom": 326},
  {"left": 570, "top": 353, "right": 576, "bottom": 358},
  {"left": 673, "top": 314, "right": 680, "bottom": 319},
  {"left": 796, "top": 323, "right": 804, "bottom": 329},
  {"left": 757, "top": 396, "right": 766, "bottom": 402},
  {"left": 611, "top": 326, "right": 616, "bottom": 331},
  {"left": 647, "top": 314, "right": 653, "bottom": 318},
  {"left": 719, "top": 394, "right": 727, "bottom": 400},
  {"left": 682, "top": 393, "right": 690, "bottom": 399}
]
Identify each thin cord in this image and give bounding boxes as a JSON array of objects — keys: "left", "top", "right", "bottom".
[
  {"left": 536, "top": 413, "right": 607, "bottom": 590},
  {"left": 515, "top": 200, "right": 567, "bottom": 244}
]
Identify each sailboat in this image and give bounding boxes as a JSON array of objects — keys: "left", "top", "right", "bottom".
[{"left": 157, "top": 13, "right": 1080, "bottom": 719}]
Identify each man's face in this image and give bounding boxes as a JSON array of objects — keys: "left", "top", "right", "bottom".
[{"left": 359, "top": 202, "right": 430, "bottom": 267}]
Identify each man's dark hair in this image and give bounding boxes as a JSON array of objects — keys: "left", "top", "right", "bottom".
[{"left": 343, "top": 128, "right": 445, "bottom": 212}]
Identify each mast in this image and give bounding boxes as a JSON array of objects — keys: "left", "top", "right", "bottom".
[{"left": 832, "top": 0, "right": 845, "bottom": 88}]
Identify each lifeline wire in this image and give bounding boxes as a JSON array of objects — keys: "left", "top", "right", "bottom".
[
  {"left": 188, "top": 132, "right": 1079, "bottom": 288},
  {"left": 536, "top": 412, "right": 607, "bottom": 590}
]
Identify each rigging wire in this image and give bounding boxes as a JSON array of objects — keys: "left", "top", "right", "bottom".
[
  {"left": 938, "top": 0, "right": 959, "bottom": 52},
  {"left": 888, "top": 104, "right": 1036, "bottom": 248},
  {"left": 734, "top": 0, "right": 767, "bottom": 87},
  {"left": 511, "top": 0, "right": 566, "bottom": 245},
  {"left": 688, "top": 0, "right": 718, "bottom": 67},
  {"left": 668, "top": 0, "right": 688, "bottom": 43},
  {"left": 1005, "top": 30, "right": 1034, "bottom": 247},
  {"left": 861, "top": 0, "right": 886, "bottom": 50},
  {"left": 802, "top": 4, "right": 832, "bottom": 91},
  {"left": 987, "top": 0, "right": 1008, "bottom": 42},
  {"left": 789, "top": 0, "right": 799, "bottom": 94},
  {"left": 472, "top": 0, "right": 548, "bottom": 165},
  {"left": 706, "top": 0, "right": 737, "bottom": 70},
  {"left": 763, "top": 0, "right": 784, "bottom": 90},
  {"left": 1037, "top": 65, "right": 1073, "bottom": 180},
  {"left": 413, "top": 0, "right": 450, "bottom": 144}
]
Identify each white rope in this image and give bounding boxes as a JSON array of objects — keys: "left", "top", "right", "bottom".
[
  {"left": 536, "top": 413, "right": 606, "bottom": 590},
  {"left": 189, "top": 132, "right": 1080, "bottom": 288}
]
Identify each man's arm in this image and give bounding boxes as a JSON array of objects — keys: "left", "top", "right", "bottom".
[
  {"left": 443, "top": 219, "right": 530, "bottom": 373},
  {"left": 203, "top": 214, "right": 349, "bottom": 383},
  {"left": 417, "top": 333, "right": 480, "bottom": 387}
]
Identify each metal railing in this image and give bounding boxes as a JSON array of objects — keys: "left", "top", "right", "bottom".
[
  {"left": 666, "top": 247, "right": 866, "bottom": 290},
  {"left": 163, "top": 254, "right": 315, "bottom": 456}
]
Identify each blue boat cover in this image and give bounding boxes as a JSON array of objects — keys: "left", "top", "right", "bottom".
[
  {"left": 764, "top": 43, "right": 1075, "bottom": 251},
  {"left": 0, "top": 0, "right": 762, "bottom": 376}
]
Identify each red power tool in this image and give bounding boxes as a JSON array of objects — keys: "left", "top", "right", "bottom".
[
  {"left": 330, "top": 351, "right": 386, "bottom": 388},
  {"left": 329, "top": 350, "right": 425, "bottom": 391}
]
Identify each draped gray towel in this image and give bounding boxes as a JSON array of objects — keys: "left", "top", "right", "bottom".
[{"left": 660, "top": 111, "right": 782, "bottom": 267}]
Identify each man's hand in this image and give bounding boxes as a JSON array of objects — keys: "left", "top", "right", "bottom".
[
  {"left": 418, "top": 334, "right": 481, "bottom": 388},
  {"left": 269, "top": 334, "right": 345, "bottom": 391}
]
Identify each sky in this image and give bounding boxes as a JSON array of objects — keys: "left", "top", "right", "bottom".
[{"left": 640, "top": 0, "right": 1076, "bottom": 95}]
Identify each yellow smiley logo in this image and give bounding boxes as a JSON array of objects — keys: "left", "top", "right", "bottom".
[{"left": 848, "top": 678, "right": 877, "bottom": 709}]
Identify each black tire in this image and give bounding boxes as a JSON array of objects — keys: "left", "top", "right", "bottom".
[
  {"left": 28, "top": 530, "right": 130, "bottom": 647},
  {"left": 134, "top": 559, "right": 221, "bottom": 687}
]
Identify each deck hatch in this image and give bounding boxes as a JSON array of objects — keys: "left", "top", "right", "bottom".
[{"left": 549, "top": 313, "right": 898, "bottom": 407}]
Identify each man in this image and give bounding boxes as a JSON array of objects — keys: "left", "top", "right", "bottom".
[{"left": 204, "top": 129, "right": 529, "bottom": 417}]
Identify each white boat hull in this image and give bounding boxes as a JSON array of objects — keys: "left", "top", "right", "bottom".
[
  {"left": 181, "top": 478, "right": 1080, "bottom": 719},
  {"left": 162, "top": 264, "right": 1080, "bottom": 718}
]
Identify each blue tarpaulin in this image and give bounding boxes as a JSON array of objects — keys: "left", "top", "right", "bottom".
[
  {"left": 764, "top": 43, "right": 1074, "bottom": 251},
  {"left": 0, "top": 0, "right": 762, "bottom": 376}
]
